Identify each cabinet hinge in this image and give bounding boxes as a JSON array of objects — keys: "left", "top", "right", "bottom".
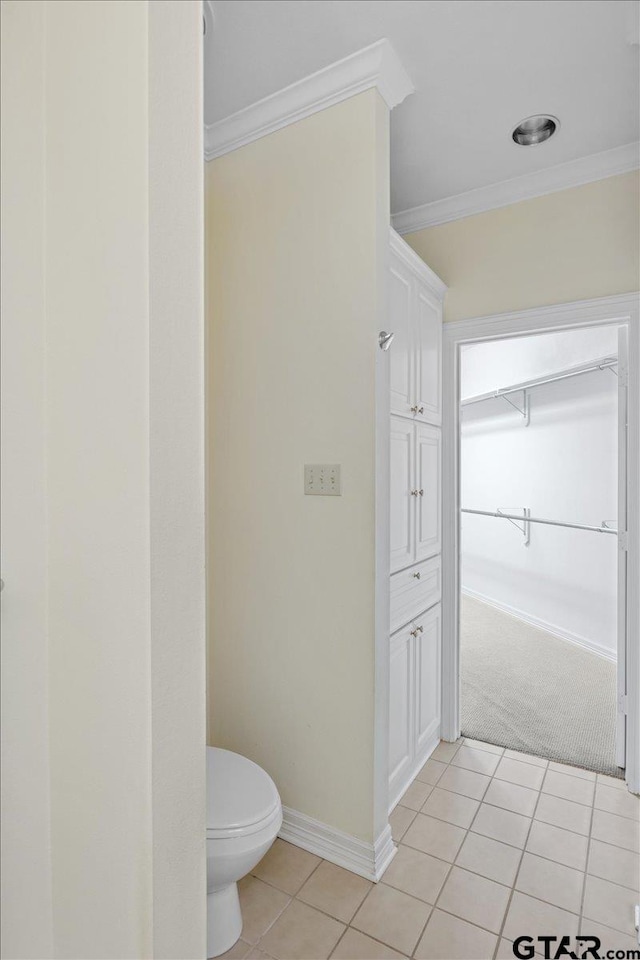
[
  {"left": 619, "top": 531, "right": 629, "bottom": 551},
  {"left": 618, "top": 693, "right": 628, "bottom": 715}
]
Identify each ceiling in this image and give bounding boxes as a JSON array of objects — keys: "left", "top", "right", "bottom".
[{"left": 203, "top": 0, "right": 639, "bottom": 215}]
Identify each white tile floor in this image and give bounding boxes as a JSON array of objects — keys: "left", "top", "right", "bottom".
[{"left": 218, "top": 739, "right": 640, "bottom": 960}]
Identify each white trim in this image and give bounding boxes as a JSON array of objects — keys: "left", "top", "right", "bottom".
[
  {"left": 392, "top": 142, "right": 640, "bottom": 234},
  {"left": 390, "top": 227, "right": 447, "bottom": 300},
  {"left": 204, "top": 39, "right": 413, "bottom": 161},
  {"left": 461, "top": 587, "right": 616, "bottom": 663},
  {"left": 374, "top": 253, "right": 392, "bottom": 848},
  {"left": 388, "top": 729, "right": 440, "bottom": 813},
  {"left": 445, "top": 293, "right": 639, "bottom": 341},
  {"left": 279, "top": 807, "right": 396, "bottom": 882},
  {"left": 442, "top": 293, "right": 640, "bottom": 795}
]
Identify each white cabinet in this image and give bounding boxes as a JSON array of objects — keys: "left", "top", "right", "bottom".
[
  {"left": 390, "top": 417, "right": 441, "bottom": 572},
  {"left": 390, "top": 417, "right": 414, "bottom": 573},
  {"left": 390, "top": 556, "right": 441, "bottom": 635},
  {"left": 388, "top": 624, "right": 413, "bottom": 795},
  {"left": 389, "top": 230, "right": 445, "bottom": 426},
  {"left": 387, "top": 229, "right": 445, "bottom": 810},
  {"left": 389, "top": 254, "right": 413, "bottom": 417},
  {"left": 415, "top": 287, "right": 442, "bottom": 425},
  {"left": 415, "top": 604, "right": 442, "bottom": 758},
  {"left": 416, "top": 423, "right": 441, "bottom": 562},
  {"left": 388, "top": 603, "right": 442, "bottom": 805}
]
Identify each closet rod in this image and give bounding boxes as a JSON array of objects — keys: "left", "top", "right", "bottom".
[
  {"left": 461, "top": 508, "right": 618, "bottom": 535},
  {"left": 460, "top": 355, "right": 617, "bottom": 407}
]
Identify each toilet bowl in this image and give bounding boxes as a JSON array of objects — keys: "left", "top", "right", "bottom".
[{"left": 207, "top": 746, "right": 282, "bottom": 958}]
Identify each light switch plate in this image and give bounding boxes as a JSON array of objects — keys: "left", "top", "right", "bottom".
[{"left": 304, "top": 463, "right": 341, "bottom": 496}]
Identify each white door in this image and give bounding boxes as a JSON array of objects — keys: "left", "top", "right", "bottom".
[
  {"left": 390, "top": 416, "right": 415, "bottom": 573},
  {"left": 414, "top": 284, "right": 441, "bottom": 425},
  {"left": 414, "top": 604, "right": 442, "bottom": 758},
  {"left": 389, "top": 254, "right": 414, "bottom": 418},
  {"left": 616, "top": 326, "right": 629, "bottom": 769},
  {"left": 415, "top": 423, "right": 442, "bottom": 561},
  {"left": 389, "top": 624, "right": 414, "bottom": 796}
]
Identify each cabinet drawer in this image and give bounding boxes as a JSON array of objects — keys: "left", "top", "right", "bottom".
[{"left": 390, "top": 556, "right": 441, "bottom": 633}]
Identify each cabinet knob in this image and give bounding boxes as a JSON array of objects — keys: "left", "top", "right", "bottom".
[
  {"left": 419, "top": 489, "right": 424, "bottom": 496},
  {"left": 411, "top": 489, "right": 419, "bottom": 497},
  {"left": 410, "top": 405, "right": 425, "bottom": 414},
  {"left": 413, "top": 572, "right": 421, "bottom": 580},
  {"left": 410, "top": 628, "right": 419, "bottom": 637},
  {"left": 417, "top": 625, "right": 424, "bottom": 633}
]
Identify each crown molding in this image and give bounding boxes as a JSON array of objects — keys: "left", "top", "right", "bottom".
[
  {"left": 390, "top": 226, "right": 447, "bottom": 299},
  {"left": 204, "top": 39, "right": 413, "bottom": 162},
  {"left": 392, "top": 141, "right": 640, "bottom": 235}
]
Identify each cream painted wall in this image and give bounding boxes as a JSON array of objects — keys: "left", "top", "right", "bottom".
[
  {"left": 405, "top": 171, "right": 640, "bottom": 322},
  {"left": 147, "top": 2, "right": 206, "bottom": 956},
  {"left": 207, "top": 89, "right": 389, "bottom": 843},
  {"left": 1, "top": 2, "right": 205, "bottom": 957},
  {"left": 1, "top": 3, "right": 53, "bottom": 956},
  {"left": 45, "top": 5, "right": 153, "bottom": 952}
]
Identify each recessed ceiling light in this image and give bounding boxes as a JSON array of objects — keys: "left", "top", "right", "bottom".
[{"left": 512, "top": 115, "right": 559, "bottom": 146}]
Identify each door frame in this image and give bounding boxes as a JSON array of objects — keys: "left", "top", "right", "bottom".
[{"left": 441, "top": 292, "right": 640, "bottom": 793}]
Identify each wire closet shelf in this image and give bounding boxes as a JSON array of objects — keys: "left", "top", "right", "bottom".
[
  {"left": 459, "top": 355, "right": 618, "bottom": 408},
  {"left": 460, "top": 353, "right": 620, "bottom": 536}
]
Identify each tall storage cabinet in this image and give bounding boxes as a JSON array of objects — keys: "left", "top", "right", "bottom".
[{"left": 388, "top": 229, "right": 446, "bottom": 809}]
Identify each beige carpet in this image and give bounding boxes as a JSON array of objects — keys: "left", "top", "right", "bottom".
[{"left": 460, "top": 594, "right": 622, "bottom": 777}]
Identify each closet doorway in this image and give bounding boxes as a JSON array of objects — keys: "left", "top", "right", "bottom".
[{"left": 441, "top": 296, "right": 640, "bottom": 792}]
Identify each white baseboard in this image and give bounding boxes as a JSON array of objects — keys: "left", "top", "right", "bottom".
[
  {"left": 279, "top": 807, "right": 397, "bottom": 882},
  {"left": 462, "top": 587, "right": 616, "bottom": 662}
]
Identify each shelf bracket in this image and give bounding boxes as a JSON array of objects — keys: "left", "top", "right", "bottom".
[
  {"left": 497, "top": 507, "right": 531, "bottom": 546},
  {"left": 497, "top": 389, "right": 530, "bottom": 425}
]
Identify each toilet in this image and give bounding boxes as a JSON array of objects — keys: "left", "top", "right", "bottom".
[{"left": 206, "top": 746, "right": 282, "bottom": 958}]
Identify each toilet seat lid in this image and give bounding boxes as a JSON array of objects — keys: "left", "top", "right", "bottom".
[{"left": 207, "top": 747, "right": 280, "bottom": 833}]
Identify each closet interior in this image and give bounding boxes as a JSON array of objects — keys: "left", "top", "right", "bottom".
[{"left": 459, "top": 324, "right": 624, "bottom": 776}]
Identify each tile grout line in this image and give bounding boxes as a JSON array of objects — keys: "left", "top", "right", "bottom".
[
  {"left": 407, "top": 739, "right": 513, "bottom": 958},
  {"left": 400, "top": 790, "right": 603, "bottom": 842},
  {"left": 327, "top": 924, "right": 349, "bottom": 959},
  {"left": 394, "top": 834, "right": 588, "bottom": 890},
  {"left": 389, "top": 742, "right": 462, "bottom": 958},
  {"left": 488, "top": 748, "right": 547, "bottom": 959},
  {"left": 251, "top": 852, "right": 328, "bottom": 954},
  {"left": 408, "top": 744, "right": 467, "bottom": 959},
  {"left": 407, "top": 739, "right": 557, "bottom": 956},
  {"left": 577, "top": 772, "right": 598, "bottom": 945}
]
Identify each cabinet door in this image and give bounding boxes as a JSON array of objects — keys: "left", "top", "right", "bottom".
[
  {"left": 414, "top": 603, "right": 441, "bottom": 759},
  {"left": 415, "top": 423, "right": 441, "bottom": 562},
  {"left": 389, "top": 624, "right": 413, "bottom": 797},
  {"left": 414, "top": 283, "right": 442, "bottom": 425},
  {"left": 388, "top": 252, "right": 414, "bottom": 418},
  {"left": 390, "top": 416, "right": 415, "bottom": 573}
]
